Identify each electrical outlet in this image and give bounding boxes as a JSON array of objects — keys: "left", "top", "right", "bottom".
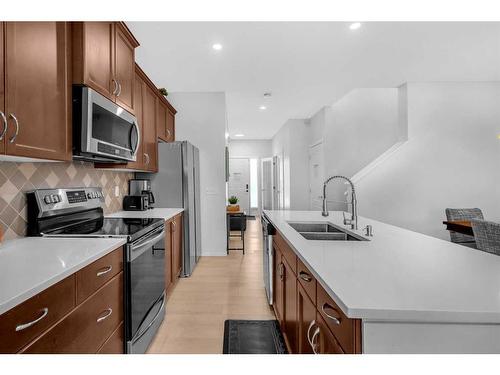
[{"left": 115, "top": 186, "right": 120, "bottom": 197}]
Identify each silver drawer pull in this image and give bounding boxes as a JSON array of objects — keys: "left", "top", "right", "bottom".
[
  {"left": 96, "top": 308, "right": 113, "bottom": 323},
  {"left": 322, "top": 303, "right": 341, "bottom": 325},
  {"left": 9, "top": 113, "right": 19, "bottom": 143},
  {"left": 0, "top": 111, "right": 7, "bottom": 140},
  {"left": 311, "top": 327, "right": 320, "bottom": 354},
  {"left": 96, "top": 265, "right": 113, "bottom": 277},
  {"left": 299, "top": 271, "right": 312, "bottom": 282},
  {"left": 307, "top": 319, "right": 316, "bottom": 347},
  {"left": 15, "top": 308, "right": 49, "bottom": 332}
]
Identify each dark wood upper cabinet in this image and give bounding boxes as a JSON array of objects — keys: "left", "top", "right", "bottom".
[
  {"left": 156, "top": 96, "right": 177, "bottom": 143},
  {"left": 114, "top": 23, "right": 136, "bottom": 114},
  {"left": 3, "top": 22, "right": 71, "bottom": 161},
  {"left": 142, "top": 82, "right": 158, "bottom": 172},
  {"left": 0, "top": 23, "right": 5, "bottom": 155},
  {"left": 73, "top": 22, "right": 138, "bottom": 114}
]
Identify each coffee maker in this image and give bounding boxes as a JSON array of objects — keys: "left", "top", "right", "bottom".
[{"left": 129, "top": 179, "right": 155, "bottom": 209}]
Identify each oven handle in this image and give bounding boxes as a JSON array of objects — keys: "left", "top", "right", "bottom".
[
  {"left": 132, "top": 293, "right": 165, "bottom": 344},
  {"left": 129, "top": 227, "right": 165, "bottom": 261}
]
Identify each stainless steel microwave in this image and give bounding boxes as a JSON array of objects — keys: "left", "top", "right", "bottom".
[{"left": 73, "top": 86, "right": 139, "bottom": 163}]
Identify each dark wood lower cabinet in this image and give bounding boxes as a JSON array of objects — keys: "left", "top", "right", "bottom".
[
  {"left": 297, "top": 283, "right": 316, "bottom": 354},
  {"left": 97, "top": 321, "right": 124, "bottom": 354},
  {"left": 272, "top": 245, "right": 284, "bottom": 324},
  {"left": 165, "top": 213, "right": 184, "bottom": 296},
  {"left": 315, "top": 313, "right": 345, "bottom": 354},
  {"left": 282, "top": 257, "right": 297, "bottom": 353}
]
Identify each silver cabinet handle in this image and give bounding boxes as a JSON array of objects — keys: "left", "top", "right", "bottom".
[
  {"left": 172, "top": 221, "right": 176, "bottom": 232},
  {"left": 144, "top": 152, "right": 150, "bottom": 164},
  {"left": 96, "top": 265, "right": 113, "bottom": 277},
  {"left": 96, "top": 308, "right": 113, "bottom": 323},
  {"left": 111, "top": 79, "right": 118, "bottom": 95},
  {"left": 278, "top": 262, "right": 284, "bottom": 280},
  {"left": 311, "top": 327, "right": 320, "bottom": 354},
  {"left": 299, "top": 271, "right": 312, "bottom": 282},
  {"left": 166, "top": 128, "right": 171, "bottom": 139},
  {"left": 0, "top": 111, "right": 7, "bottom": 140},
  {"left": 117, "top": 81, "right": 122, "bottom": 97},
  {"left": 321, "top": 303, "right": 341, "bottom": 325},
  {"left": 9, "top": 113, "right": 19, "bottom": 143},
  {"left": 307, "top": 319, "right": 316, "bottom": 348},
  {"left": 15, "top": 308, "right": 49, "bottom": 332}
]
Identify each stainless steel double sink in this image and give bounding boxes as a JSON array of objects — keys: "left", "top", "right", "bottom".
[{"left": 287, "top": 222, "right": 368, "bottom": 241}]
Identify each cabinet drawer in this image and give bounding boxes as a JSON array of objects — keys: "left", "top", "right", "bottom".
[
  {"left": 76, "top": 247, "right": 123, "bottom": 304},
  {"left": 316, "top": 312, "right": 345, "bottom": 354},
  {"left": 0, "top": 275, "right": 75, "bottom": 353},
  {"left": 297, "top": 258, "right": 316, "bottom": 305},
  {"left": 273, "top": 232, "right": 297, "bottom": 275},
  {"left": 23, "top": 272, "right": 123, "bottom": 354},
  {"left": 97, "top": 321, "right": 124, "bottom": 354},
  {"left": 316, "top": 283, "right": 360, "bottom": 354}
]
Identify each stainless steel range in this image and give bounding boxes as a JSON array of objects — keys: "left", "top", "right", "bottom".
[{"left": 26, "top": 187, "right": 166, "bottom": 354}]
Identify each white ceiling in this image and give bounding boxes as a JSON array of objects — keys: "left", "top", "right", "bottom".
[{"left": 127, "top": 22, "right": 500, "bottom": 140}]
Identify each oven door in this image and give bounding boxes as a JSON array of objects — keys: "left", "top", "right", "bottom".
[
  {"left": 79, "top": 86, "right": 139, "bottom": 162},
  {"left": 125, "top": 224, "right": 165, "bottom": 353}
]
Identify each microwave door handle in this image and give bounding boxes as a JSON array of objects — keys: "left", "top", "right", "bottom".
[{"left": 131, "top": 120, "right": 140, "bottom": 156}]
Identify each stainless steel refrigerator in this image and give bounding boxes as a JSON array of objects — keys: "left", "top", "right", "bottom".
[{"left": 137, "top": 141, "right": 201, "bottom": 277}]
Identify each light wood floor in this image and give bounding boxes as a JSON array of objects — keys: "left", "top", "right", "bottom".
[{"left": 148, "top": 216, "right": 275, "bottom": 354}]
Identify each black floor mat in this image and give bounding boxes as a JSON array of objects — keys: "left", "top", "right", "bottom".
[{"left": 223, "top": 320, "right": 287, "bottom": 354}]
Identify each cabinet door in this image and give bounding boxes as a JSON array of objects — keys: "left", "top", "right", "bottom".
[
  {"left": 156, "top": 98, "right": 168, "bottom": 142},
  {"left": 114, "top": 23, "right": 135, "bottom": 114},
  {"left": 4, "top": 22, "right": 71, "bottom": 161},
  {"left": 80, "top": 22, "right": 114, "bottom": 99},
  {"left": 0, "top": 22, "right": 5, "bottom": 155},
  {"left": 166, "top": 108, "right": 175, "bottom": 142},
  {"left": 272, "top": 245, "right": 284, "bottom": 324},
  {"left": 142, "top": 83, "right": 158, "bottom": 172},
  {"left": 282, "top": 257, "right": 297, "bottom": 353},
  {"left": 172, "top": 214, "right": 183, "bottom": 279},
  {"left": 297, "top": 283, "right": 316, "bottom": 354},
  {"left": 164, "top": 219, "right": 173, "bottom": 292},
  {"left": 316, "top": 313, "right": 344, "bottom": 354}
]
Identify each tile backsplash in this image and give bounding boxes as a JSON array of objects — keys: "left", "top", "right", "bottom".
[{"left": 0, "top": 161, "right": 133, "bottom": 240}]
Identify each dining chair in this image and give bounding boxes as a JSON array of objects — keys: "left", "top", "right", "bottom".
[
  {"left": 471, "top": 219, "right": 500, "bottom": 255},
  {"left": 445, "top": 208, "right": 484, "bottom": 246}
]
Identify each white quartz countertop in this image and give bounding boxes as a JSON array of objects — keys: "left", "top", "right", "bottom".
[
  {"left": 107, "top": 208, "right": 184, "bottom": 221},
  {"left": 264, "top": 210, "right": 500, "bottom": 323},
  {"left": 0, "top": 237, "right": 126, "bottom": 315}
]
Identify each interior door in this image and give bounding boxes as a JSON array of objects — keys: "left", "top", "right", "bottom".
[
  {"left": 261, "top": 158, "right": 273, "bottom": 211},
  {"left": 5, "top": 22, "right": 71, "bottom": 161},
  {"left": 114, "top": 23, "right": 135, "bottom": 114},
  {"left": 272, "top": 155, "right": 283, "bottom": 210},
  {"left": 309, "top": 142, "right": 324, "bottom": 210},
  {"left": 228, "top": 158, "right": 250, "bottom": 213}
]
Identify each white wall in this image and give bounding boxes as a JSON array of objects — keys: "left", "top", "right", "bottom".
[
  {"left": 358, "top": 82, "right": 500, "bottom": 239},
  {"left": 271, "top": 119, "right": 310, "bottom": 210},
  {"left": 229, "top": 139, "right": 272, "bottom": 159},
  {"left": 168, "top": 92, "right": 227, "bottom": 256}
]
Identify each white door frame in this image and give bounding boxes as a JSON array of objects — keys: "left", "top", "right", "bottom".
[{"left": 228, "top": 157, "right": 251, "bottom": 214}]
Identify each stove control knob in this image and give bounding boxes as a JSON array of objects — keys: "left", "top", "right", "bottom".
[
  {"left": 44, "top": 195, "right": 52, "bottom": 204},
  {"left": 87, "top": 192, "right": 93, "bottom": 199}
]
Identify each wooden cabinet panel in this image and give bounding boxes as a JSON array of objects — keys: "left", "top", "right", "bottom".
[
  {"left": 166, "top": 107, "right": 175, "bottom": 141},
  {"left": 0, "top": 22, "right": 4, "bottom": 155},
  {"left": 282, "top": 256, "right": 297, "bottom": 353},
  {"left": 142, "top": 83, "right": 158, "bottom": 172},
  {"left": 165, "top": 218, "right": 173, "bottom": 293},
  {"left": 97, "top": 321, "right": 124, "bottom": 354},
  {"left": 297, "top": 283, "right": 316, "bottom": 354},
  {"left": 272, "top": 245, "right": 284, "bottom": 324},
  {"left": 317, "top": 282, "right": 361, "bottom": 354},
  {"left": 0, "top": 275, "right": 75, "bottom": 354},
  {"left": 76, "top": 247, "right": 123, "bottom": 304},
  {"left": 297, "top": 258, "right": 316, "bottom": 305},
  {"left": 23, "top": 272, "right": 123, "bottom": 354},
  {"left": 156, "top": 98, "right": 176, "bottom": 142},
  {"left": 114, "top": 23, "right": 135, "bottom": 114},
  {"left": 172, "top": 213, "right": 183, "bottom": 279},
  {"left": 73, "top": 22, "right": 114, "bottom": 99},
  {"left": 274, "top": 232, "right": 297, "bottom": 275},
  {"left": 4, "top": 22, "right": 71, "bottom": 161},
  {"left": 316, "top": 313, "right": 344, "bottom": 354}
]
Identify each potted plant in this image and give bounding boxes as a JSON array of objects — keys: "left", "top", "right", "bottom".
[
  {"left": 159, "top": 88, "right": 168, "bottom": 97},
  {"left": 227, "top": 196, "right": 240, "bottom": 212}
]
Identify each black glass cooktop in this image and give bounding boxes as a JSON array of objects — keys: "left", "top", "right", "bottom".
[{"left": 45, "top": 217, "right": 163, "bottom": 242}]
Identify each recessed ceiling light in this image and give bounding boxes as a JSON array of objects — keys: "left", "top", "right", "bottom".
[
  {"left": 259, "top": 105, "right": 267, "bottom": 110},
  {"left": 263, "top": 92, "right": 272, "bottom": 97},
  {"left": 212, "top": 43, "right": 223, "bottom": 51},
  {"left": 234, "top": 134, "right": 244, "bottom": 137},
  {"left": 349, "top": 22, "right": 361, "bottom": 30}
]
